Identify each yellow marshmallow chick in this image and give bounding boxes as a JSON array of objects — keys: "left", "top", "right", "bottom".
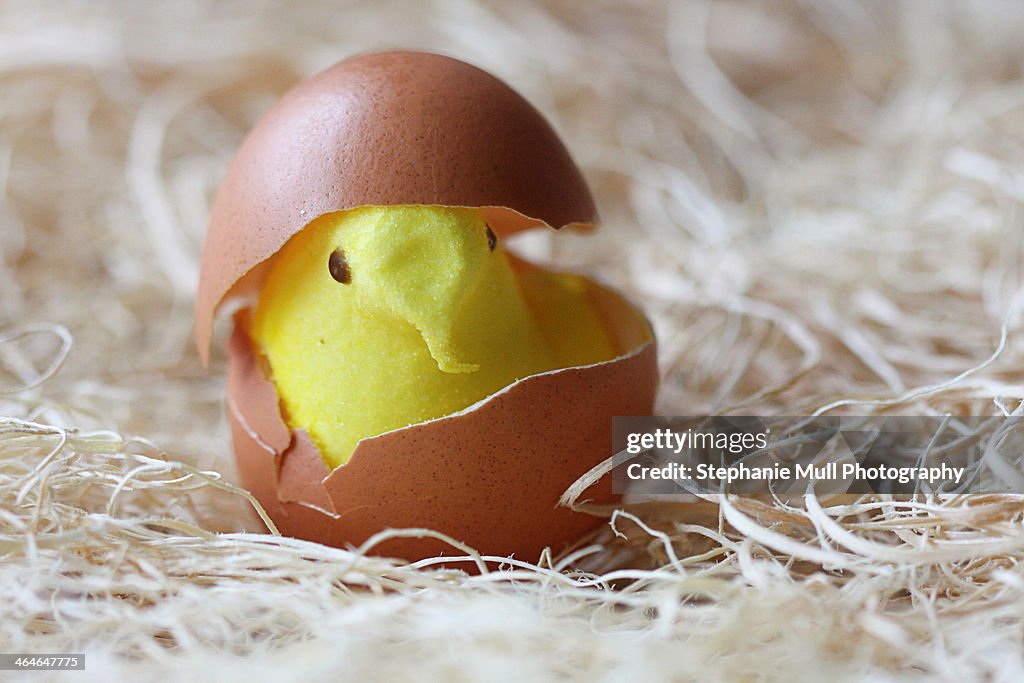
[{"left": 252, "top": 205, "right": 617, "bottom": 469}]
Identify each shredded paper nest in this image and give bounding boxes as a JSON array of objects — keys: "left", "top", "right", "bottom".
[{"left": 4, "top": 1, "right": 1024, "bottom": 680}]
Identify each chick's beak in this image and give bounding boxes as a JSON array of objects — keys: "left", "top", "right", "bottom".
[{"left": 345, "top": 211, "right": 490, "bottom": 374}]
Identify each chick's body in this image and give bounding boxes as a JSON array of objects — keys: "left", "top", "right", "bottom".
[{"left": 253, "top": 206, "right": 616, "bottom": 468}]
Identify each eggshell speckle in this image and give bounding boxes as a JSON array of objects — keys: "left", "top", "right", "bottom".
[{"left": 196, "top": 51, "right": 597, "bottom": 363}]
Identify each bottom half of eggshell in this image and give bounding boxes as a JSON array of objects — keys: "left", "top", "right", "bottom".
[{"left": 225, "top": 284, "right": 658, "bottom": 563}]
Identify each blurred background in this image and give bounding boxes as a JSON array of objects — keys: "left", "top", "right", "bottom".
[
  {"left": 6, "top": 0, "right": 1022, "bottom": 450},
  {"left": 5, "top": 0, "right": 1024, "bottom": 534},
  {"left": 4, "top": 2, "right": 1024, "bottom": 678}
]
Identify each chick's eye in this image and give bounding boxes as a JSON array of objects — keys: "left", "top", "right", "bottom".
[
  {"left": 328, "top": 248, "right": 351, "bottom": 284},
  {"left": 486, "top": 225, "right": 497, "bottom": 252}
]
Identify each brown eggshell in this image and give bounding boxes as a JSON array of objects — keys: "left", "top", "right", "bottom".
[
  {"left": 227, "top": 281, "right": 657, "bottom": 563},
  {"left": 197, "top": 50, "right": 597, "bottom": 363}
]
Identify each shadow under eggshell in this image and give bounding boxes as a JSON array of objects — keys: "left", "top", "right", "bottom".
[
  {"left": 197, "top": 50, "right": 597, "bottom": 364},
  {"left": 227, "top": 283, "right": 658, "bottom": 563}
]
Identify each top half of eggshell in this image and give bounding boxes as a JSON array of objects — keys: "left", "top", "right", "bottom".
[{"left": 196, "top": 50, "right": 597, "bottom": 364}]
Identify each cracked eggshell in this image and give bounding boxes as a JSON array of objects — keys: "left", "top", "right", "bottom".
[
  {"left": 196, "top": 50, "right": 597, "bottom": 363},
  {"left": 227, "top": 275, "right": 657, "bottom": 562},
  {"left": 201, "top": 49, "right": 657, "bottom": 562}
]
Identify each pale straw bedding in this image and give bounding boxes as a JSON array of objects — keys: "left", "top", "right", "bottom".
[{"left": 3, "top": 1, "right": 1024, "bottom": 681}]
